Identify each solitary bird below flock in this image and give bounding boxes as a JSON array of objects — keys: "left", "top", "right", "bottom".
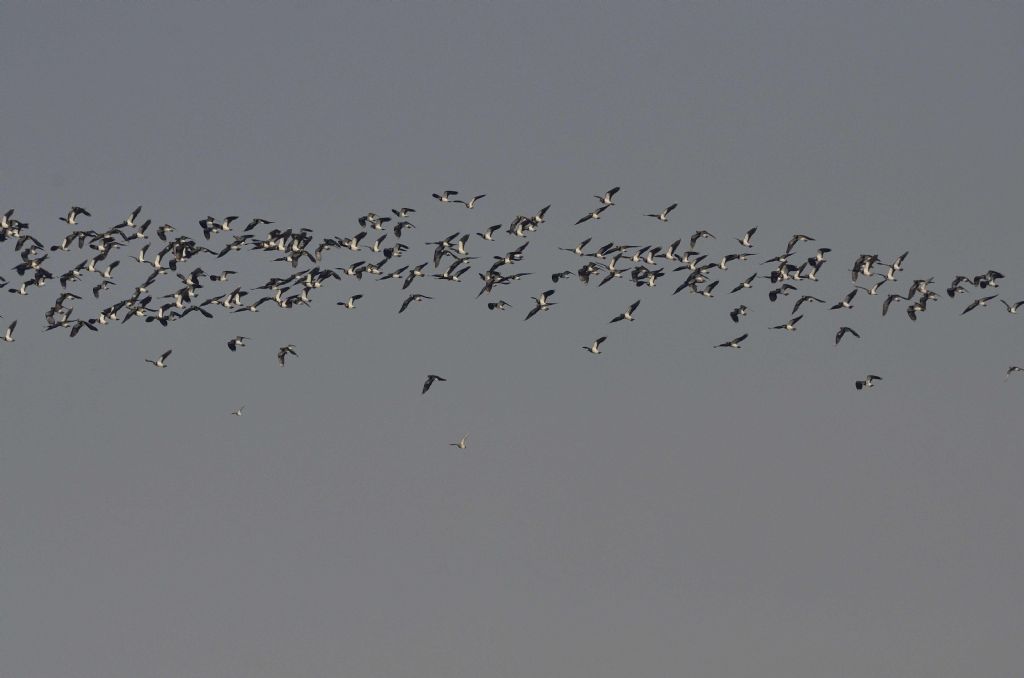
[
  {"left": 145, "top": 349, "right": 172, "bottom": 368},
  {"left": 855, "top": 375, "right": 882, "bottom": 390},
  {"left": 582, "top": 336, "right": 607, "bottom": 354},
  {"left": 277, "top": 344, "right": 297, "bottom": 366}
]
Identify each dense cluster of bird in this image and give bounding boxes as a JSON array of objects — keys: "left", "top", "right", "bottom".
[{"left": 1, "top": 188, "right": 1020, "bottom": 447}]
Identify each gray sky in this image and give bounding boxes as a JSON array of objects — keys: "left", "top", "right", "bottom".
[{"left": 2, "top": 2, "right": 1023, "bottom": 677}]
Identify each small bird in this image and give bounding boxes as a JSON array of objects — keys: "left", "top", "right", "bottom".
[
  {"left": 771, "top": 315, "right": 803, "bottom": 331},
  {"left": 422, "top": 374, "right": 447, "bottom": 394},
  {"left": 450, "top": 434, "right": 468, "bottom": 449},
  {"left": 227, "top": 336, "right": 249, "bottom": 351},
  {"left": 855, "top": 375, "right": 882, "bottom": 390},
  {"left": 835, "top": 326, "right": 861, "bottom": 345},
  {"left": 1, "top": 320, "right": 16, "bottom": 343},
  {"left": 831, "top": 289, "right": 858, "bottom": 310},
  {"left": 962, "top": 295, "right": 998, "bottom": 315},
  {"left": 574, "top": 205, "right": 610, "bottom": 225},
  {"left": 645, "top": 203, "right": 677, "bottom": 221},
  {"left": 716, "top": 333, "right": 748, "bottom": 349},
  {"left": 399, "top": 293, "right": 432, "bottom": 314},
  {"left": 1006, "top": 366, "right": 1024, "bottom": 380},
  {"left": 729, "top": 305, "right": 749, "bottom": 323},
  {"left": 230, "top": 406, "right": 245, "bottom": 417},
  {"left": 432, "top": 190, "right": 459, "bottom": 203},
  {"left": 730, "top": 273, "right": 757, "bottom": 293},
  {"left": 524, "top": 290, "right": 556, "bottom": 320},
  {"left": 277, "top": 344, "right": 297, "bottom": 366},
  {"left": 582, "top": 336, "right": 607, "bottom": 354},
  {"left": 736, "top": 227, "right": 757, "bottom": 248},
  {"left": 786, "top": 233, "right": 815, "bottom": 253},
  {"left": 595, "top": 186, "right": 620, "bottom": 205},
  {"left": 60, "top": 206, "right": 91, "bottom": 225},
  {"left": 455, "top": 194, "right": 486, "bottom": 209},
  {"left": 337, "top": 294, "right": 363, "bottom": 309},
  {"left": 999, "top": 299, "right": 1024, "bottom": 314},
  {"left": 487, "top": 300, "right": 512, "bottom": 310},
  {"left": 610, "top": 300, "right": 641, "bottom": 323},
  {"left": 145, "top": 349, "right": 172, "bottom": 368}
]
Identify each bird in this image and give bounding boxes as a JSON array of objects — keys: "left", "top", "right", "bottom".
[
  {"left": 227, "top": 336, "right": 248, "bottom": 351},
  {"left": 835, "top": 326, "right": 861, "bottom": 345},
  {"left": 432, "top": 190, "right": 459, "bottom": 203},
  {"left": 277, "top": 344, "right": 297, "bottom": 366},
  {"left": 399, "top": 293, "right": 432, "bottom": 314},
  {"left": 337, "top": 294, "right": 363, "bottom": 309},
  {"left": 1006, "top": 366, "right": 1024, "bottom": 380},
  {"left": 450, "top": 434, "right": 468, "bottom": 449},
  {"left": 999, "top": 299, "right": 1024, "bottom": 314},
  {"left": 792, "top": 295, "right": 825, "bottom": 315},
  {"left": 736, "top": 227, "right": 757, "bottom": 248},
  {"left": 729, "top": 305, "right": 749, "bottom": 323},
  {"left": 455, "top": 194, "right": 486, "bottom": 209},
  {"left": 855, "top": 375, "right": 882, "bottom": 390},
  {"left": 716, "top": 333, "right": 748, "bottom": 349},
  {"left": 574, "top": 205, "right": 610, "bottom": 225},
  {"left": 60, "top": 206, "right": 91, "bottom": 225},
  {"left": 786, "top": 233, "right": 815, "bottom": 253},
  {"left": 595, "top": 186, "right": 620, "bottom": 205},
  {"left": 487, "top": 300, "right": 512, "bottom": 310},
  {"left": 230, "top": 406, "right": 245, "bottom": 416},
  {"left": 688, "top": 230, "right": 715, "bottom": 248},
  {"left": 730, "top": 273, "right": 757, "bottom": 293},
  {"left": 524, "top": 290, "right": 556, "bottom": 320},
  {"left": 582, "top": 336, "right": 607, "bottom": 354},
  {"left": 145, "top": 349, "right": 172, "bottom": 368},
  {"left": 422, "top": 374, "right": 446, "bottom": 394},
  {"left": 831, "top": 289, "right": 858, "bottom": 310},
  {"left": 962, "top": 295, "right": 998, "bottom": 314},
  {"left": 645, "top": 203, "right": 677, "bottom": 221},
  {"left": 1, "top": 320, "right": 16, "bottom": 343},
  {"left": 610, "top": 300, "right": 641, "bottom": 323},
  {"left": 771, "top": 315, "right": 803, "bottom": 331}
]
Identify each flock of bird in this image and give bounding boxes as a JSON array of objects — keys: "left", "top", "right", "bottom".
[{"left": 1, "top": 188, "right": 1020, "bottom": 448}]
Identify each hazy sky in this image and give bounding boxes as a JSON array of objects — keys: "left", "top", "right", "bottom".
[{"left": 2, "top": 3, "right": 1023, "bottom": 677}]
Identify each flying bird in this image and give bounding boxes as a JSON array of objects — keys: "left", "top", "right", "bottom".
[
  {"left": 855, "top": 375, "right": 882, "bottom": 390},
  {"left": 610, "top": 300, "right": 641, "bottom": 323},
  {"left": 455, "top": 194, "right": 486, "bottom": 209},
  {"left": 835, "top": 326, "right": 861, "bottom": 345},
  {"left": 645, "top": 203, "right": 677, "bottom": 221},
  {"left": 432, "top": 190, "right": 459, "bottom": 203},
  {"left": 450, "top": 434, "right": 468, "bottom": 449},
  {"left": 595, "top": 186, "right": 620, "bottom": 205},
  {"left": 277, "top": 344, "right": 297, "bottom": 366},
  {"left": 337, "top": 294, "right": 363, "bottom": 309},
  {"left": 716, "top": 333, "right": 748, "bottom": 349},
  {"left": 771, "top": 315, "right": 803, "bottom": 331},
  {"left": 582, "top": 336, "right": 607, "bottom": 354},
  {"left": 422, "top": 374, "right": 447, "bottom": 394},
  {"left": 736, "top": 227, "right": 757, "bottom": 248},
  {"left": 962, "top": 295, "right": 998, "bottom": 315},
  {"left": 524, "top": 290, "right": 556, "bottom": 321},
  {"left": 145, "top": 349, "right": 172, "bottom": 368},
  {"left": 399, "top": 293, "right": 432, "bottom": 314},
  {"left": 574, "top": 205, "right": 610, "bottom": 225}
]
